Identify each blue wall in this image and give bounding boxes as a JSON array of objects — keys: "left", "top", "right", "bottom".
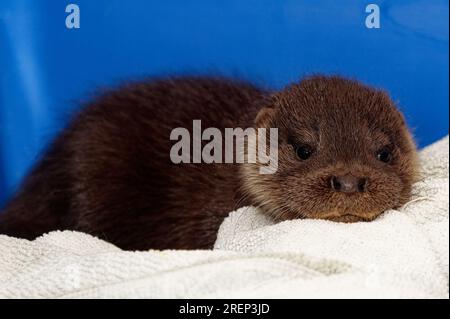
[{"left": 0, "top": 0, "right": 448, "bottom": 206}]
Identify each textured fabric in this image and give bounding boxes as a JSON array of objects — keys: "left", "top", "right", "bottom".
[{"left": 0, "top": 136, "right": 448, "bottom": 298}]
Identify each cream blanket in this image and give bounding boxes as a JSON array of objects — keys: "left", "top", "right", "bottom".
[{"left": 0, "top": 136, "right": 448, "bottom": 298}]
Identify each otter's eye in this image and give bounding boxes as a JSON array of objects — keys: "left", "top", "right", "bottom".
[
  {"left": 376, "top": 148, "right": 392, "bottom": 163},
  {"left": 296, "top": 145, "right": 313, "bottom": 160}
]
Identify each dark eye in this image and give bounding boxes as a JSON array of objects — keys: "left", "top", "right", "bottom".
[
  {"left": 296, "top": 145, "right": 313, "bottom": 160},
  {"left": 376, "top": 147, "right": 392, "bottom": 163}
]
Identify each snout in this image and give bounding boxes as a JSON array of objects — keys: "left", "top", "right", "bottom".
[
  {"left": 292, "top": 164, "right": 402, "bottom": 223},
  {"left": 329, "top": 175, "right": 368, "bottom": 193}
]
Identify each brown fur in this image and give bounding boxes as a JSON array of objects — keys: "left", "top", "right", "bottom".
[{"left": 0, "top": 75, "right": 419, "bottom": 250}]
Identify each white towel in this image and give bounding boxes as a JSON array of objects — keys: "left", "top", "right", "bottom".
[{"left": 0, "top": 136, "right": 448, "bottom": 298}]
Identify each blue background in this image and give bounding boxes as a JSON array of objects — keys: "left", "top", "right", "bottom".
[{"left": 0, "top": 0, "right": 448, "bottom": 207}]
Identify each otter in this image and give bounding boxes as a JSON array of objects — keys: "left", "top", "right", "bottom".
[{"left": 0, "top": 75, "right": 419, "bottom": 250}]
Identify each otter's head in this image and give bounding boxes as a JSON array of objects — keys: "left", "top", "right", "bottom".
[{"left": 242, "top": 75, "right": 419, "bottom": 222}]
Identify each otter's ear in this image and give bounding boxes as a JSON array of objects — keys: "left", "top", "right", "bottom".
[{"left": 255, "top": 96, "right": 276, "bottom": 127}]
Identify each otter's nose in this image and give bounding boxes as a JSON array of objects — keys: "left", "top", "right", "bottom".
[{"left": 330, "top": 175, "right": 368, "bottom": 193}]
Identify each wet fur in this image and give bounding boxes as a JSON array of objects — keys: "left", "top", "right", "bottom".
[{"left": 0, "top": 76, "right": 419, "bottom": 250}]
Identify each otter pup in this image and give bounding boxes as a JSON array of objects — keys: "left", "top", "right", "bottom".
[{"left": 0, "top": 75, "right": 419, "bottom": 250}]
